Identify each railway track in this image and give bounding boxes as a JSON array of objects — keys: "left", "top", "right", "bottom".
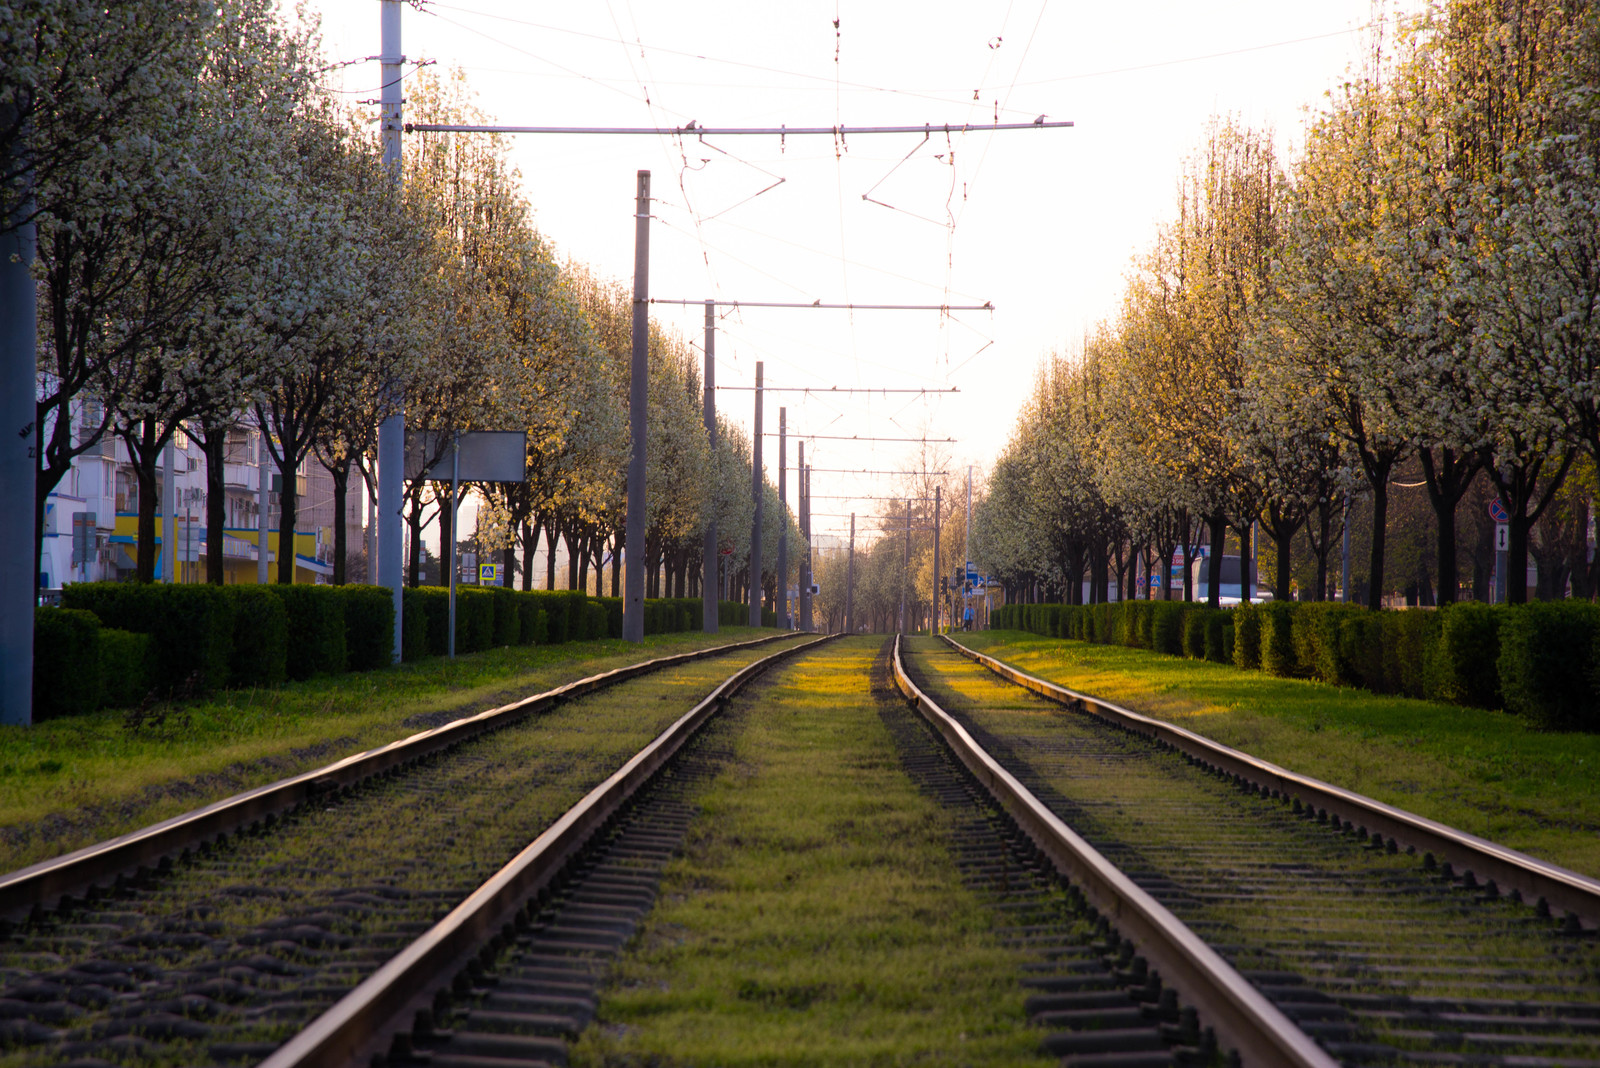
[
  {"left": 897, "top": 634, "right": 1600, "bottom": 1067},
  {"left": 0, "top": 632, "right": 816, "bottom": 1068}
]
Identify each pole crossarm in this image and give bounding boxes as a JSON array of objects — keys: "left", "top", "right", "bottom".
[
  {"left": 806, "top": 468, "right": 949, "bottom": 475},
  {"left": 716, "top": 386, "right": 958, "bottom": 394},
  {"left": 762, "top": 433, "right": 955, "bottom": 442},
  {"left": 655, "top": 299, "right": 992, "bottom": 311},
  {"left": 406, "top": 121, "right": 1073, "bottom": 136}
]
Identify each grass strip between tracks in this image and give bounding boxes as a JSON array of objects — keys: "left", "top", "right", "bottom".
[
  {"left": 0, "top": 627, "right": 783, "bottom": 874},
  {"left": 961, "top": 629, "right": 1600, "bottom": 879},
  {"left": 574, "top": 636, "right": 1048, "bottom": 1068}
]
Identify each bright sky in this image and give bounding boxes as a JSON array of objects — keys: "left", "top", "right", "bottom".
[{"left": 303, "top": 0, "right": 1410, "bottom": 544}]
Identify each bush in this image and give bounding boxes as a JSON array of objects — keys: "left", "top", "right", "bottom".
[
  {"left": 266, "top": 585, "right": 347, "bottom": 680},
  {"left": 401, "top": 587, "right": 434, "bottom": 660},
  {"left": 342, "top": 585, "right": 396, "bottom": 671},
  {"left": 1381, "top": 610, "right": 1439, "bottom": 699},
  {"left": 1205, "top": 609, "right": 1230, "bottom": 664},
  {"left": 61, "top": 582, "right": 235, "bottom": 694},
  {"left": 99, "top": 628, "right": 152, "bottom": 709},
  {"left": 585, "top": 601, "right": 608, "bottom": 640},
  {"left": 454, "top": 588, "right": 495, "bottom": 653},
  {"left": 409, "top": 587, "right": 452, "bottom": 656},
  {"left": 34, "top": 607, "right": 101, "bottom": 719},
  {"left": 490, "top": 587, "right": 520, "bottom": 647},
  {"left": 1258, "top": 602, "right": 1299, "bottom": 678},
  {"left": 1431, "top": 601, "right": 1503, "bottom": 708},
  {"left": 1290, "top": 604, "right": 1360, "bottom": 686},
  {"left": 1501, "top": 601, "right": 1600, "bottom": 729},
  {"left": 1180, "top": 606, "right": 1207, "bottom": 659},
  {"left": 1151, "top": 602, "right": 1186, "bottom": 656},
  {"left": 1336, "top": 611, "right": 1385, "bottom": 692},
  {"left": 226, "top": 586, "right": 288, "bottom": 688},
  {"left": 1231, "top": 603, "right": 1261, "bottom": 671}
]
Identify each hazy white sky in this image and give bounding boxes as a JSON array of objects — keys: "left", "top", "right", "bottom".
[{"left": 303, "top": 0, "right": 1409, "bottom": 542}]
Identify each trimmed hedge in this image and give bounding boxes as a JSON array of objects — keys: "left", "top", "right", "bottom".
[
  {"left": 266, "top": 585, "right": 346, "bottom": 679},
  {"left": 61, "top": 582, "right": 235, "bottom": 695},
  {"left": 33, "top": 608, "right": 154, "bottom": 718},
  {"left": 34, "top": 607, "right": 102, "bottom": 720},
  {"left": 227, "top": 586, "right": 288, "bottom": 688},
  {"left": 994, "top": 594, "right": 1600, "bottom": 732},
  {"left": 342, "top": 585, "right": 396, "bottom": 672}
]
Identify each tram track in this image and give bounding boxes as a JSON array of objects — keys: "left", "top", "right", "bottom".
[
  {"left": 897, "top": 634, "right": 1600, "bottom": 1067},
  {"left": 0, "top": 632, "right": 815, "bottom": 1068}
]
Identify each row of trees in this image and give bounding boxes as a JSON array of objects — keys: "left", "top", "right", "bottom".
[
  {"left": 974, "top": 0, "right": 1600, "bottom": 609},
  {"left": 7, "top": 0, "right": 803, "bottom": 604}
]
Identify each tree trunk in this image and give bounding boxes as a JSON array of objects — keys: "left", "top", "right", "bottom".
[
  {"left": 329, "top": 454, "right": 351, "bottom": 585},
  {"left": 132, "top": 418, "right": 161, "bottom": 583},
  {"left": 408, "top": 497, "right": 423, "bottom": 588},
  {"left": 277, "top": 456, "right": 299, "bottom": 586},
  {"left": 545, "top": 521, "right": 559, "bottom": 590},
  {"left": 1367, "top": 483, "right": 1387, "bottom": 610},
  {"left": 436, "top": 482, "right": 452, "bottom": 588},
  {"left": 201, "top": 421, "right": 227, "bottom": 584},
  {"left": 1206, "top": 509, "right": 1226, "bottom": 608},
  {"left": 1418, "top": 446, "right": 1480, "bottom": 606}
]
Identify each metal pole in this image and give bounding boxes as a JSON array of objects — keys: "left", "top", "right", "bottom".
[
  {"left": 965, "top": 465, "right": 973, "bottom": 630},
  {"left": 845, "top": 512, "right": 855, "bottom": 635},
  {"left": 799, "top": 447, "right": 811, "bottom": 632},
  {"left": 1340, "top": 495, "right": 1351, "bottom": 604},
  {"left": 748, "top": 361, "right": 764, "bottom": 627},
  {"left": 258, "top": 430, "right": 270, "bottom": 584},
  {"left": 933, "top": 486, "right": 941, "bottom": 635},
  {"left": 378, "top": 0, "right": 405, "bottom": 661},
  {"left": 623, "top": 170, "right": 650, "bottom": 642},
  {"left": 702, "top": 299, "right": 717, "bottom": 634},
  {"left": 448, "top": 437, "right": 458, "bottom": 657},
  {"left": 1, "top": 122, "right": 36, "bottom": 724},
  {"left": 777, "top": 406, "right": 788, "bottom": 630},
  {"left": 162, "top": 438, "right": 176, "bottom": 583},
  {"left": 900, "top": 499, "right": 910, "bottom": 634}
]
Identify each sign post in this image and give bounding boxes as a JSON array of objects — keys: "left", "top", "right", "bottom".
[{"left": 1490, "top": 499, "right": 1510, "bottom": 604}]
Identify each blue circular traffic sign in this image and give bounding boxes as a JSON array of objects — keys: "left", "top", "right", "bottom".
[{"left": 1488, "top": 498, "right": 1510, "bottom": 524}]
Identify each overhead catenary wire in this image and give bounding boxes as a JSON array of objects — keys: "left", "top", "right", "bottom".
[
  {"left": 715, "top": 386, "right": 957, "bottom": 393},
  {"left": 652, "top": 299, "right": 993, "bottom": 311},
  {"left": 406, "top": 121, "right": 1073, "bottom": 135}
]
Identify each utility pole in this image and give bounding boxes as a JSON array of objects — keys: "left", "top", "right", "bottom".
[
  {"left": 798, "top": 447, "right": 811, "bottom": 632},
  {"left": 1, "top": 109, "right": 36, "bottom": 725},
  {"left": 377, "top": 0, "right": 406, "bottom": 660},
  {"left": 932, "top": 485, "right": 940, "bottom": 635},
  {"left": 777, "top": 406, "right": 787, "bottom": 630},
  {"left": 701, "top": 299, "right": 717, "bottom": 633},
  {"left": 162, "top": 439, "right": 176, "bottom": 583},
  {"left": 748, "top": 361, "right": 764, "bottom": 627},
  {"left": 623, "top": 170, "right": 650, "bottom": 642},
  {"left": 900, "top": 499, "right": 911, "bottom": 634},
  {"left": 845, "top": 512, "right": 856, "bottom": 635},
  {"left": 965, "top": 465, "right": 973, "bottom": 631}
]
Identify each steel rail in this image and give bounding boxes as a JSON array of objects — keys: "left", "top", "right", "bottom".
[
  {"left": 261, "top": 633, "right": 836, "bottom": 1068},
  {"left": 0, "top": 632, "right": 801, "bottom": 921},
  {"left": 891, "top": 636, "right": 1337, "bottom": 1068},
  {"left": 942, "top": 633, "right": 1600, "bottom": 926}
]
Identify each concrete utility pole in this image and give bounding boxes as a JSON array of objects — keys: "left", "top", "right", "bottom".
[
  {"left": 748, "top": 361, "right": 764, "bottom": 627},
  {"left": 701, "top": 300, "right": 717, "bottom": 632},
  {"left": 1, "top": 113, "right": 36, "bottom": 725},
  {"left": 845, "top": 512, "right": 856, "bottom": 635},
  {"left": 932, "top": 486, "right": 940, "bottom": 635},
  {"left": 377, "top": 0, "right": 405, "bottom": 660},
  {"left": 623, "top": 170, "right": 650, "bottom": 642},
  {"left": 777, "top": 407, "right": 787, "bottom": 630}
]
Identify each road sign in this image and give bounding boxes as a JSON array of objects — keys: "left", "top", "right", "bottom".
[
  {"left": 1489, "top": 498, "right": 1510, "bottom": 524},
  {"left": 480, "top": 563, "right": 499, "bottom": 584},
  {"left": 1495, "top": 523, "right": 1509, "bottom": 552}
]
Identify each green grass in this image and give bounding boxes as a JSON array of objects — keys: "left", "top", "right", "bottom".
[
  {"left": 1, "top": 628, "right": 781, "bottom": 873},
  {"left": 574, "top": 637, "right": 1049, "bottom": 1068},
  {"left": 960, "top": 630, "right": 1600, "bottom": 878}
]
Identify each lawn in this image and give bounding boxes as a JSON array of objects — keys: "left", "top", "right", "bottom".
[
  {"left": 0, "top": 627, "right": 781, "bottom": 873},
  {"left": 574, "top": 637, "right": 1050, "bottom": 1067},
  {"left": 959, "top": 629, "right": 1600, "bottom": 878}
]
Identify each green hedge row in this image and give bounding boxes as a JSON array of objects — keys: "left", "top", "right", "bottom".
[
  {"left": 39, "top": 583, "right": 779, "bottom": 719},
  {"left": 992, "top": 598, "right": 1600, "bottom": 731}
]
